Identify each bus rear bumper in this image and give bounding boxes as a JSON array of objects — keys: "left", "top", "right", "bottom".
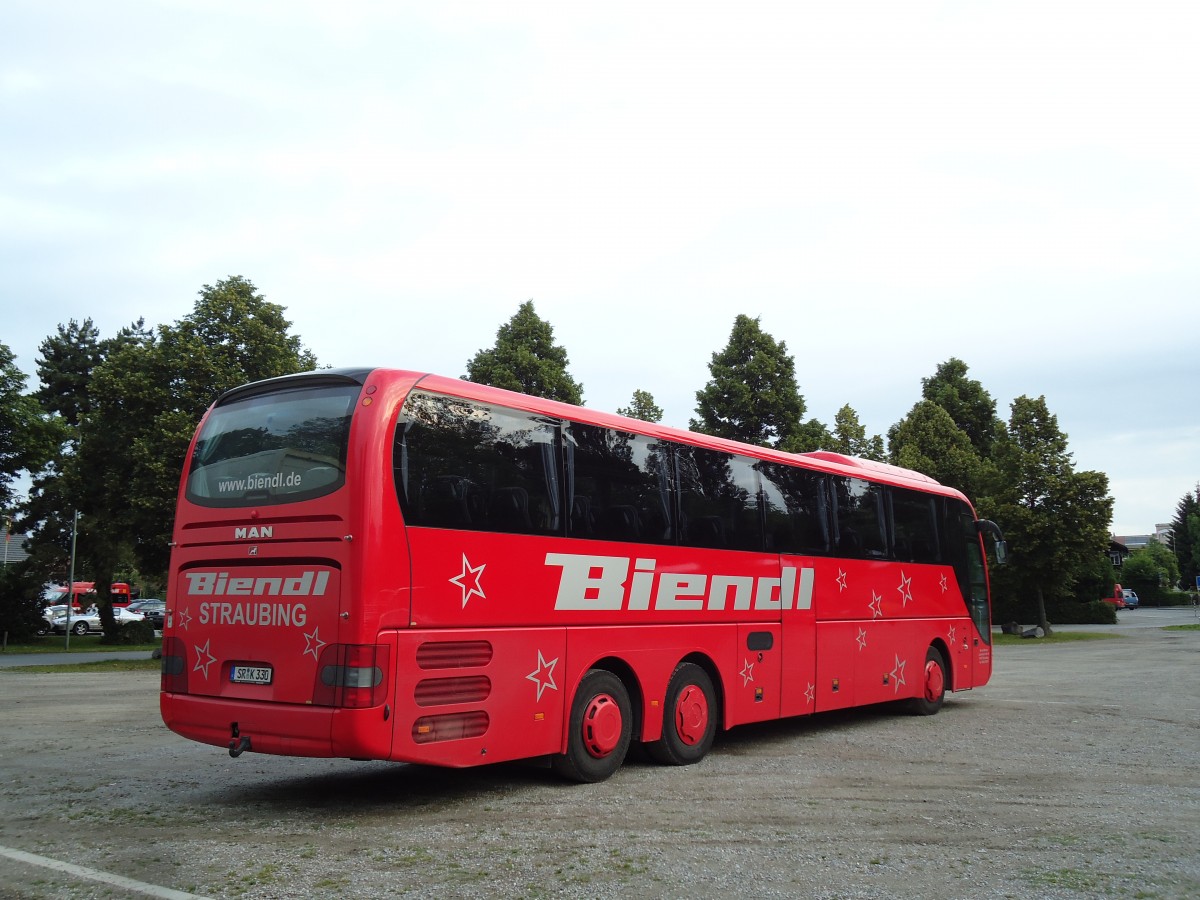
[{"left": 160, "top": 693, "right": 391, "bottom": 759}]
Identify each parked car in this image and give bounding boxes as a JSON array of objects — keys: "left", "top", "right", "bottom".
[
  {"left": 128, "top": 599, "right": 165, "bottom": 628},
  {"left": 50, "top": 607, "right": 146, "bottom": 635},
  {"left": 1121, "top": 589, "right": 1140, "bottom": 609}
]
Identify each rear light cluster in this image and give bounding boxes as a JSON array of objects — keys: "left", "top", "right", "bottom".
[
  {"left": 313, "top": 643, "right": 391, "bottom": 708},
  {"left": 160, "top": 636, "right": 188, "bottom": 693},
  {"left": 410, "top": 639, "right": 493, "bottom": 744}
]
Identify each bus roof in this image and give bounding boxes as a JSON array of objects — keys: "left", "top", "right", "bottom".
[{"left": 216, "top": 367, "right": 970, "bottom": 504}]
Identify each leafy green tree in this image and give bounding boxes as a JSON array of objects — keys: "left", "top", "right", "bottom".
[
  {"left": 888, "top": 400, "right": 990, "bottom": 498},
  {"left": 25, "top": 277, "right": 316, "bottom": 631},
  {"left": 1170, "top": 487, "right": 1200, "bottom": 590},
  {"left": 1121, "top": 542, "right": 1180, "bottom": 605},
  {"left": 0, "top": 343, "right": 60, "bottom": 511},
  {"left": 986, "top": 395, "right": 1113, "bottom": 634},
  {"left": 781, "top": 418, "right": 833, "bottom": 453},
  {"left": 465, "top": 300, "right": 583, "bottom": 404},
  {"left": 918, "top": 357, "right": 1002, "bottom": 457},
  {"left": 692, "top": 315, "right": 805, "bottom": 448},
  {"left": 616, "top": 389, "right": 663, "bottom": 423},
  {"left": 34, "top": 318, "right": 102, "bottom": 429},
  {"left": 828, "top": 405, "right": 885, "bottom": 461}
]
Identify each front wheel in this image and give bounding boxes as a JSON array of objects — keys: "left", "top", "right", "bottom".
[
  {"left": 552, "top": 670, "right": 632, "bottom": 783},
  {"left": 646, "top": 662, "right": 718, "bottom": 766},
  {"left": 908, "top": 646, "right": 947, "bottom": 715}
]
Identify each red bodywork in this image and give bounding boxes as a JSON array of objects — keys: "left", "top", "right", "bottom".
[{"left": 161, "top": 369, "right": 994, "bottom": 769}]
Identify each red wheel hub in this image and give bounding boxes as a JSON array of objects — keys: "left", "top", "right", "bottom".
[
  {"left": 923, "top": 659, "right": 945, "bottom": 702},
  {"left": 673, "top": 684, "right": 710, "bottom": 746},
  {"left": 582, "top": 693, "right": 623, "bottom": 758}
]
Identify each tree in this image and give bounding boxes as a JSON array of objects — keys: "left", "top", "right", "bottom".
[
  {"left": 828, "top": 404, "right": 884, "bottom": 461},
  {"left": 616, "top": 389, "right": 663, "bottom": 423},
  {"left": 781, "top": 418, "right": 833, "bottom": 454},
  {"left": 1121, "top": 542, "right": 1180, "bottom": 606},
  {"left": 465, "top": 300, "right": 583, "bottom": 404},
  {"left": 34, "top": 318, "right": 103, "bottom": 429},
  {"left": 25, "top": 277, "right": 317, "bottom": 632},
  {"left": 1170, "top": 487, "right": 1200, "bottom": 591},
  {"left": 918, "top": 358, "right": 1002, "bottom": 457},
  {"left": 888, "top": 400, "right": 990, "bottom": 498},
  {"left": 0, "top": 343, "right": 60, "bottom": 511},
  {"left": 986, "top": 395, "right": 1114, "bottom": 634},
  {"left": 691, "top": 315, "right": 805, "bottom": 448}
]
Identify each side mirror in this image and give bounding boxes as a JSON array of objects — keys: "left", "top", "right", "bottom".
[{"left": 993, "top": 540, "right": 1009, "bottom": 566}]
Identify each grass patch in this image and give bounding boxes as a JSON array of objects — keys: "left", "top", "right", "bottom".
[
  {"left": 1165, "top": 623, "right": 1200, "bottom": 631},
  {"left": 0, "top": 635, "right": 160, "bottom": 654},
  {"left": 1, "top": 657, "right": 161, "bottom": 674},
  {"left": 993, "top": 631, "right": 1118, "bottom": 646}
]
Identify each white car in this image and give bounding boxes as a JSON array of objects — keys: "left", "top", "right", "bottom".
[{"left": 51, "top": 607, "right": 146, "bottom": 635}]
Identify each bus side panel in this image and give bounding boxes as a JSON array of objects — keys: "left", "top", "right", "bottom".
[{"left": 387, "top": 627, "right": 567, "bottom": 768}]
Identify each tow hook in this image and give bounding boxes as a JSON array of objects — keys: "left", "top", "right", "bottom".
[
  {"left": 228, "top": 723, "right": 251, "bottom": 758},
  {"left": 228, "top": 735, "right": 252, "bottom": 758}
]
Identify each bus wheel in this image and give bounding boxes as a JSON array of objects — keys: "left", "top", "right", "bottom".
[
  {"left": 647, "top": 662, "right": 717, "bottom": 766},
  {"left": 552, "top": 670, "right": 632, "bottom": 783},
  {"left": 909, "top": 646, "right": 947, "bottom": 716}
]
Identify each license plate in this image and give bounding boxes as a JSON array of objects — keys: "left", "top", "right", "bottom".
[{"left": 231, "top": 665, "right": 273, "bottom": 685}]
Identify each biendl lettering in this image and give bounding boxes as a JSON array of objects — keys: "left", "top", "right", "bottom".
[{"left": 545, "top": 553, "right": 814, "bottom": 613}]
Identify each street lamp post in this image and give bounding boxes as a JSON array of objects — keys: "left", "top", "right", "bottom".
[{"left": 64, "top": 511, "right": 79, "bottom": 650}]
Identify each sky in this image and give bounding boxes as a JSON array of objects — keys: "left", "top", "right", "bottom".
[{"left": 2, "top": 1, "right": 1197, "bottom": 536}]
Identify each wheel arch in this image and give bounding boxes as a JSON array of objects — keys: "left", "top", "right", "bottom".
[
  {"left": 929, "top": 637, "right": 953, "bottom": 693},
  {"left": 677, "top": 651, "right": 726, "bottom": 731},
  {"left": 571, "top": 655, "right": 645, "bottom": 746}
]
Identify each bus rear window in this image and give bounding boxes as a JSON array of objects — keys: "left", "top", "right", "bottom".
[{"left": 185, "top": 384, "right": 358, "bottom": 507}]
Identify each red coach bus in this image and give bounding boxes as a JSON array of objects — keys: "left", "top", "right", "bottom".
[{"left": 161, "top": 368, "right": 1006, "bottom": 782}]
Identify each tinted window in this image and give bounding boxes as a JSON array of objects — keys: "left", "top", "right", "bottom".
[
  {"left": 567, "top": 423, "right": 674, "bottom": 544},
  {"left": 833, "top": 477, "right": 887, "bottom": 558},
  {"left": 758, "top": 463, "right": 832, "bottom": 554},
  {"left": 676, "top": 447, "right": 762, "bottom": 551},
  {"left": 395, "top": 392, "right": 561, "bottom": 535},
  {"left": 891, "top": 488, "right": 941, "bottom": 564},
  {"left": 186, "top": 383, "right": 356, "bottom": 507}
]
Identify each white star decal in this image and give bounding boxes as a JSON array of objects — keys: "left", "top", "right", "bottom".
[
  {"left": 836, "top": 569, "right": 848, "bottom": 592},
  {"left": 869, "top": 591, "right": 883, "bottom": 619},
  {"left": 525, "top": 650, "right": 559, "bottom": 701},
  {"left": 303, "top": 626, "right": 327, "bottom": 660},
  {"left": 804, "top": 682, "right": 815, "bottom": 706},
  {"left": 889, "top": 654, "right": 907, "bottom": 693},
  {"left": 449, "top": 554, "right": 486, "bottom": 608},
  {"left": 897, "top": 571, "right": 913, "bottom": 607},
  {"left": 948, "top": 624, "right": 958, "bottom": 646},
  {"left": 939, "top": 573, "right": 949, "bottom": 594},
  {"left": 174, "top": 607, "right": 192, "bottom": 631},
  {"left": 193, "top": 638, "right": 217, "bottom": 680},
  {"left": 740, "top": 658, "right": 755, "bottom": 686},
  {"left": 856, "top": 628, "right": 868, "bottom": 651}
]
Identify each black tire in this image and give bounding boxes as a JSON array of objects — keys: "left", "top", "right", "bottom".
[
  {"left": 908, "top": 645, "right": 947, "bottom": 716},
  {"left": 72, "top": 621, "right": 90, "bottom": 636},
  {"left": 646, "top": 662, "right": 718, "bottom": 766},
  {"left": 552, "top": 669, "right": 632, "bottom": 783}
]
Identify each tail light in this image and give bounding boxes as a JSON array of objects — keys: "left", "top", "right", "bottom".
[
  {"left": 313, "top": 643, "right": 391, "bottom": 708},
  {"left": 160, "top": 636, "right": 189, "bottom": 693}
]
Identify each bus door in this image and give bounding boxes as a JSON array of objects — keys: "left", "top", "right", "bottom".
[{"left": 779, "top": 558, "right": 817, "bottom": 718}]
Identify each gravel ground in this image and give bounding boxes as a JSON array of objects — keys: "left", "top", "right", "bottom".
[{"left": 1, "top": 609, "right": 1197, "bottom": 900}]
